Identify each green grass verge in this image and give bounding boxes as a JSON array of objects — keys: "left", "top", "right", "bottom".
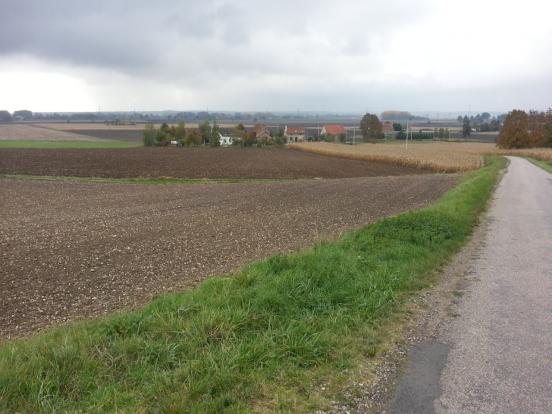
[
  {"left": 0, "top": 140, "right": 138, "bottom": 149},
  {"left": 0, "top": 174, "right": 287, "bottom": 186},
  {"left": 0, "top": 157, "right": 506, "bottom": 413},
  {"left": 527, "top": 157, "right": 552, "bottom": 173}
]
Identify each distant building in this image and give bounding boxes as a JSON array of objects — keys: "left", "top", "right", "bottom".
[
  {"left": 284, "top": 126, "right": 305, "bottom": 143},
  {"left": 252, "top": 124, "right": 272, "bottom": 142},
  {"left": 219, "top": 133, "right": 233, "bottom": 146},
  {"left": 382, "top": 121, "right": 397, "bottom": 137},
  {"left": 321, "top": 124, "right": 346, "bottom": 137}
]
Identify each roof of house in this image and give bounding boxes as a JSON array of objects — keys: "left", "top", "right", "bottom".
[
  {"left": 253, "top": 124, "right": 268, "bottom": 133},
  {"left": 323, "top": 124, "right": 346, "bottom": 135},
  {"left": 286, "top": 126, "right": 305, "bottom": 134},
  {"left": 382, "top": 122, "right": 395, "bottom": 133}
]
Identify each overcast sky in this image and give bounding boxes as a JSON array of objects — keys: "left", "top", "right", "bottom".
[{"left": 1, "top": 0, "right": 551, "bottom": 113}]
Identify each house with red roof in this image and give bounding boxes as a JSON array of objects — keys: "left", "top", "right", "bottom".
[
  {"left": 321, "top": 124, "right": 346, "bottom": 137},
  {"left": 252, "top": 124, "right": 272, "bottom": 142},
  {"left": 382, "top": 121, "right": 397, "bottom": 137},
  {"left": 284, "top": 126, "right": 305, "bottom": 143}
]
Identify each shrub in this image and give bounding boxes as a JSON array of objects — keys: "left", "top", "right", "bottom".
[{"left": 143, "top": 124, "right": 156, "bottom": 147}]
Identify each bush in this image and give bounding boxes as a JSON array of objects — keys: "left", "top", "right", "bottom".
[{"left": 143, "top": 124, "right": 156, "bottom": 147}]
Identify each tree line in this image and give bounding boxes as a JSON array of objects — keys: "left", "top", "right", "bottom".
[
  {"left": 143, "top": 121, "right": 221, "bottom": 147},
  {"left": 497, "top": 109, "right": 552, "bottom": 149},
  {"left": 143, "top": 121, "right": 287, "bottom": 147}
]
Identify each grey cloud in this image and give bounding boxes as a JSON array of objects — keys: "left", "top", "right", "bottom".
[
  {"left": 1, "top": 0, "right": 550, "bottom": 112},
  {"left": 0, "top": 0, "right": 415, "bottom": 76}
]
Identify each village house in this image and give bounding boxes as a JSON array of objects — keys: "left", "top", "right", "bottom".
[
  {"left": 382, "top": 121, "right": 397, "bottom": 138},
  {"left": 252, "top": 124, "right": 272, "bottom": 142},
  {"left": 321, "top": 124, "right": 346, "bottom": 137},
  {"left": 219, "top": 133, "right": 233, "bottom": 146},
  {"left": 284, "top": 126, "right": 305, "bottom": 143}
]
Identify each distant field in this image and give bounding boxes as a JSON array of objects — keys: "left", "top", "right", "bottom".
[
  {"left": 0, "top": 147, "right": 431, "bottom": 179},
  {"left": 63, "top": 129, "right": 144, "bottom": 142},
  {"left": 290, "top": 142, "right": 491, "bottom": 172},
  {"left": 0, "top": 124, "right": 100, "bottom": 141},
  {"left": 33, "top": 123, "right": 146, "bottom": 131},
  {"left": 35, "top": 122, "right": 238, "bottom": 131},
  {"left": 290, "top": 142, "right": 552, "bottom": 172},
  {"left": 0, "top": 140, "right": 137, "bottom": 149}
]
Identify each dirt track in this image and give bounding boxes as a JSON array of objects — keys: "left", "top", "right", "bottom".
[
  {"left": 0, "top": 174, "right": 456, "bottom": 339},
  {"left": 0, "top": 147, "right": 429, "bottom": 179}
]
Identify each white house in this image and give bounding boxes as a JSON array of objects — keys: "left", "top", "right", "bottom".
[
  {"left": 284, "top": 126, "right": 305, "bottom": 143},
  {"left": 219, "top": 133, "right": 233, "bottom": 146}
]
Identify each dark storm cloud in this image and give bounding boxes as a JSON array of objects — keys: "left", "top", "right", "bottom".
[{"left": 0, "top": 0, "right": 252, "bottom": 73}]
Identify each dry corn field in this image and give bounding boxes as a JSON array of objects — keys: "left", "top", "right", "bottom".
[{"left": 290, "top": 142, "right": 552, "bottom": 172}]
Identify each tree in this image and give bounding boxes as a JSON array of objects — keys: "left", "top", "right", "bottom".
[
  {"left": 0, "top": 110, "right": 12, "bottom": 122},
  {"left": 393, "top": 123, "right": 403, "bottom": 132},
  {"left": 360, "top": 113, "right": 383, "bottom": 142},
  {"left": 143, "top": 124, "right": 156, "bottom": 147},
  {"left": 155, "top": 123, "right": 171, "bottom": 146},
  {"left": 175, "top": 122, "right": 187, "bottom": 146},
  {"left": 243, "top": 131, "right": 256, "bottom": 147},
  {"left": 542, "top": 120, "right": 552, "bottom": 147},
  {"left": 232, "top": 123, "right": 246, "bottom": 146},
  {"left": 210, "top": 121, "right": 221, "bottom": 147},
  {"left": 527, "top": 110, "right": 552, "bottom": 148},
  {"left": 186, "top": 129, "right": 202, "bottom": 146},
  {"left": 497, "top": 110, "right": 530, "bottom": 149},
  {"left": 462, "top": 116, "right": 471, "bottom": 137},
  {"left": 273, "top": 128, "right": 286, "bottom": 145},
  {"left": 199, "top": 120, "right": 211, "bottom": 145},
  {"left": 13, "top": 110, "right": 33, "bottom": 120}
]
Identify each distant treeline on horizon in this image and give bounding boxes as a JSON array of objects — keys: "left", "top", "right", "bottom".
[{"left": 0, "top": 109, "right": 513, "bottom": 124}]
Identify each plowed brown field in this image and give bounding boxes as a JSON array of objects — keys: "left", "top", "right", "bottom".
[
  {"left": 0, "top": 173, "right": 456, "bottom": 339},
  {"left": 0, "top": 147, "right": 430, "bottom": 179}
]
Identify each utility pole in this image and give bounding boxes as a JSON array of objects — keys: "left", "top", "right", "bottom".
[{"left": 405, "top": 121, "right": 409, "bottom": 150}]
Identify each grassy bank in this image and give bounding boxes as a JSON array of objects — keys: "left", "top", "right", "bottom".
[
  {"left": 527, "top": 157, "right": 552, "bottom": 173},
  {"left": 0, "top": 140, "right": 138, "bottom": 149},
  {"left": 0, "top": 157, "right": 506, "bottom": 413}
]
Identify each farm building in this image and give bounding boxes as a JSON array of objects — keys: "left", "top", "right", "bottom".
[
  {"left": 252, "top": 124, "right": 272, "bottom": 142},
  {"left": 321, "top": 124, "right": 346, "bottom": 137},
  {"left": 305, "top": 127, "right": 323, "bottom": 141},
  {"left": 382, "top": 122, "right": 397, "bottom": 138},
  {"left": 219, "top": 133, "right": 233, "bottom": 146},
  {"left": 284, "top": 126, "right": 305, "bottom": 143}
]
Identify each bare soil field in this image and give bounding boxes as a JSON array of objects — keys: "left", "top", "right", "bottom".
[
  {"left": 0, "top": 124, "right": 100, "bottom": 141},
  {"left": 0, "top": 174, "right": 456, "bottom": 339},
  {"left": 34, "top": 123, "right": 146, "bottom": 131},
  {"left": 64, "top": 129, "right": 143, "bottom": 142},
  {"left": 0, "top": 147, "right": 430, "bottom": 179},
  {"left": 34, "top": 122, "right": 237, "bottom": 131}
]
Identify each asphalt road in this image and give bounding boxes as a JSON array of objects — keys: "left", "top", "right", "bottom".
[{"left": 390, "top": 157, "right": 552, "bottom": 413}]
